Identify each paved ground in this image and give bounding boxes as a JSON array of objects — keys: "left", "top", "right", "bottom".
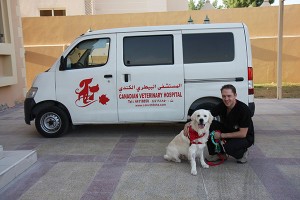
[{"left": 0, "top": 99, "right": 300, "bottom": 200}]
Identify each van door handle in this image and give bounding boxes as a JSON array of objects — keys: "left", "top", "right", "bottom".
[
  {"left": 104, "top": 74, "right": 113, "bottom": 78},
  {"left": 235, "top": 77, "right": 244, "bottom": 82},
  {"left": 124, "top": 74, "right": 130, "bottom": 82}
]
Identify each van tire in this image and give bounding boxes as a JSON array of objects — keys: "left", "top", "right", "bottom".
[
  {"left": 188, "top": 100, "right": 221, "bottom": 116},
  {"left": 35, "top": 106, "right": 69, "bottom": 138},
  {"left": 195, "top": 102, "right": 218, "bottom": 111}
]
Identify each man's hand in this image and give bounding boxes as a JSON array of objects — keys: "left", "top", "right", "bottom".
[
  {"left": 183, "top": 122, "right": 191, "bottom": 137},
  {"left": 214, "top": 131, "right": 222, "bottom": 140}
]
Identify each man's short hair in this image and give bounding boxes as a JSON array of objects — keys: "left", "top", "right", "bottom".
[{"left": 221, "top": 84, "right": 236, "bottom": 94}]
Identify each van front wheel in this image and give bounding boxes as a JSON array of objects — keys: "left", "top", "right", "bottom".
[{"left": 35, "top": 106, "right": 69, "bottom": 138}]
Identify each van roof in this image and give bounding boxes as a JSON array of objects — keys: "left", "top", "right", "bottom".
[{"left": 84, "top": 23, "right": 245, "bottom": 36}]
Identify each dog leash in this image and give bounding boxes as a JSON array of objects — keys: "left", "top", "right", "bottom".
[{"left": 206, "top": 130, "right": 226, "bottom": 166}]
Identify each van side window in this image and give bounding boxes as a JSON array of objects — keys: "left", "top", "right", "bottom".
[
  {"left": 182, "top": 33, "right": 234, "bottom": 64},
  {"left": 123, "top": 35, "right": 174, "bottom": 66},
  {"left": 66, "top": 38, "right": 110, "bottom": 70}
]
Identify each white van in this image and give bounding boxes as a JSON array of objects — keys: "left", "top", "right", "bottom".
[{"left": 25, "top": 23, "right": 255, "bottom": 137}]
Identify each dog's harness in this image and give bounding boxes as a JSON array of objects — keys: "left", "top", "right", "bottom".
[{"left": 188, "top": 126, "right": 205, "bottom": 145}]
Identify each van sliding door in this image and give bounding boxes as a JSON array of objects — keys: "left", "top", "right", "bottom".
[{"left": 117, "top": 31, "right": 185, "bottom": 122}]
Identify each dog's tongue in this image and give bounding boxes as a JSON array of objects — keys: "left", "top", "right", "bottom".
[{"left": 198, "top": 124, "right": 205, "bottom": 129}]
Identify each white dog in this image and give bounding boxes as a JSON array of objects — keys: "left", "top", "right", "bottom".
[{"left": 164, "top": 109, "right": 213, "bottom": 175}]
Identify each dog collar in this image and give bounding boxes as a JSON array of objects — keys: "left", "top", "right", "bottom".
[{"left": 188, "top": 126, "right": 205, "bottom": 145}]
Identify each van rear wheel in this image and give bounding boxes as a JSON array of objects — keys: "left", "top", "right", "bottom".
[
  {"left": 195, "top": 102, "right": 218, "bottom": 111},
  {"left": 35, "top": 106, "right": 69, "bottom": 138}
]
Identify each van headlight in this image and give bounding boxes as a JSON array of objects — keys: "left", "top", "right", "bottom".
[{"left": 26, "top": 87, "right": 38, "bottom": 98}]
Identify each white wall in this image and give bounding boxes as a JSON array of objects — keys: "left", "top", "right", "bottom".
[
  {"left": 93, "top": 0, "right": 167, "bottom": 14},
  {"left": 19, "top": 0, "right": 188, "bottom": 17},
  {"left": 167, "top": 0, "right": 188, "bottom": 11},
  {"left": 19, "top": 0, "right": 85, "bottom": 17}
]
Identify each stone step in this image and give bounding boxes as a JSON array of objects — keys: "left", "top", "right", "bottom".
[{"left": 0, "top": 150, "right": 37, "bottom": 190}]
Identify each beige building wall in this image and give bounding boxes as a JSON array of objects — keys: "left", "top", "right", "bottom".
[
  {"left": 19, "top": 0, "right": 188, "bottom": 17},
  {"left": 0, "top": 0, "right": 26, "bottom": 109},
  {"left": 22, "top": 5, "right": 300, "bottom": 88}
]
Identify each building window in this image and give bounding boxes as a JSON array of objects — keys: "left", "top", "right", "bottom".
[
  {"left": 0, "top": 0, "right": 10, "bottom": 43},
  {"left": 40, "top": 9, "right": 66, "bottom": 17},
  {"left": 85, "top": 0, "right": 93, "bottom": 15},
  {"left": 0, "top": 33, "right": 4, "bottom": 43},
  {"left": 54, "top": 10, "right": 66, "bottom": 16}
]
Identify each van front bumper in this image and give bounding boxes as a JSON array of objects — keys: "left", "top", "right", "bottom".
[{"left": 24, "top": 98, "right": 36, "bottom": 125}]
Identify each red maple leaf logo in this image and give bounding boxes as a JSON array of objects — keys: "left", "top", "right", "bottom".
[{"left": 99, "top": 95, "right": 110, "bottom": 105}]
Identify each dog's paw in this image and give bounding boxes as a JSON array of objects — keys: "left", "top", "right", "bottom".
[
  {"left": 175, "top": 158, "right": 181, "bottom": 163},
  {"left": 163, "top": 155, "right": 170, "bottom": 161},
  {"left": 191, "top": 169, "right": 197, "bottom": 176},
  {"left": 202, "top": 163, "right": 209, "bottom": 169}
]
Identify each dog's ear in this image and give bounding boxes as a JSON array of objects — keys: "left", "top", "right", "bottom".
[
  {"left": 208, "top": 111, "right": 213, "bottom": 124},
  {"left": 191, "top": 111, "right": 197, "bottom": 121}
]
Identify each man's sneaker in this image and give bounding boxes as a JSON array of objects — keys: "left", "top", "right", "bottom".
[
  {"left": 206, "top": 154, "right": 219, "bottom": 162},
  {"left": 237, "top": 150, "right": 249, "bottom": 164},
  {"left": 206, "top": 154, "right": 227, "bottom": 162}
]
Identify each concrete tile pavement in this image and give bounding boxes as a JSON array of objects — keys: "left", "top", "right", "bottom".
[{"left": 0, "top": 99, "right": 300, "bottom": 200}]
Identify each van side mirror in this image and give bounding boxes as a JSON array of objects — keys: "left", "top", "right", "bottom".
[{"left": 59, "top": 56, "right": 66, "bottom": 71}]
